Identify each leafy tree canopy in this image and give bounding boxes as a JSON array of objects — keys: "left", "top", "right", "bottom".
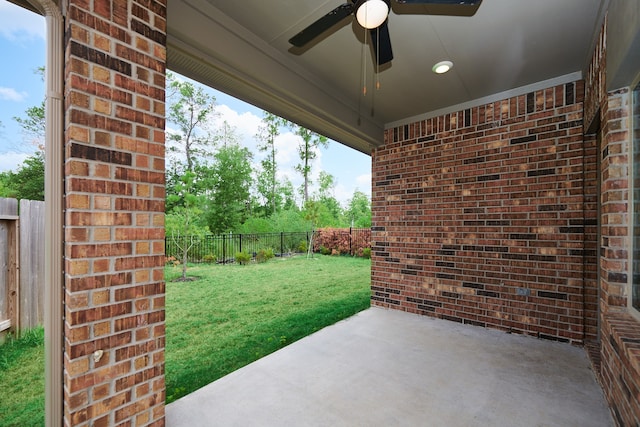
[{"left": 0, "top": 152, "right": 45, "bottom": 201}]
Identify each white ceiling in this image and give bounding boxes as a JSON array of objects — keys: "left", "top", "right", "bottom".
[{"left": 168, "top": 1, "right": 604, "bottom": 153}]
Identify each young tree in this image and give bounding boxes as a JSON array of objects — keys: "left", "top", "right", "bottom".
[
  {"left": 166, "top": 72, "right": 217, "bottom": 172},
  {"left": 290, "top": 124, "right": 328, "bottom": 204},
  {"left": 165, "top": 171, "right": 206, "bottom": 281},
  {"left": 204, "top": 144, "right": 253, "bottom": 234}
]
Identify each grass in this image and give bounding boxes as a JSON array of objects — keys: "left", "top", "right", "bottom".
[
  {"left": 164, "top": 255, "right": 371, "bottom": 402},
  {"left": 0, "top": 327, "right": 45, "bottom": 427},
  {"left": 0, "top": 255, "right": 371, "bottom": 422}
]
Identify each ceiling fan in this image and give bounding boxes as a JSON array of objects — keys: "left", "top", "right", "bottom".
[{"left": 289, "top": 0, "right": 482, "bottom": 65}]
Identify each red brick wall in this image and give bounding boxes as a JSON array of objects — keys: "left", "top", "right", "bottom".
[
  {"left": 371, "top": 80, "right": 598, "bottom": 344},
  {"left": 63, "top": 0, "right": 167, "bottom": 425},
  {"left": 584, "top": 16, "right": 640, "bottom": 426}
]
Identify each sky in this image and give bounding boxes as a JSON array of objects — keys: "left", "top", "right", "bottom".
[{"left": 0, "top": 0, "right": 371, "bottom": 207}]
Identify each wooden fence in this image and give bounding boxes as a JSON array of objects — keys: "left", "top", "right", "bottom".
[{"left": 0, "top": 197, "right": 45, "bottom": 337}]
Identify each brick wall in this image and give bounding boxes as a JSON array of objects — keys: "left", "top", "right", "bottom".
[
  {"left": 63, "top": 0, "right": 167, "bottom": 425},
  {"left": 371, "top": 80, "right": 598, "bottom": 344},
  {"left": 584, "top": 16, "right": 640, "bottom": 427}
]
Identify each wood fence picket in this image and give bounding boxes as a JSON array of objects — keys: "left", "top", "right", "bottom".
[{"left": 0, "top": 197, "right": 44, "bottom": 336}]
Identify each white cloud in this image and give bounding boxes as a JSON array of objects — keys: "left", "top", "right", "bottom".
[
  {"left": 0, "top": 2, "right": 45, "bottom": 42},
  {"left": 0, "top": 151, "right": 30, "bottom": 172},
  {"left": 334, "top": 184, "right": 353, "bottom": 207},
  {"left": 212, "top": 104, "right": 262, "bottom": 150},
  {"left": 0, "top": 87, "right": 28, "bottom": 102},
  {"left": 274, "top": 132, "right": 299, "bottom": 165},
  {"left": 356, "top": 173, "right": 372, "bottom": 195}
]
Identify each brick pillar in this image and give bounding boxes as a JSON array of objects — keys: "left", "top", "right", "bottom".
[{"left": 63, "top": 1, "right": 166, "bottom": 425}]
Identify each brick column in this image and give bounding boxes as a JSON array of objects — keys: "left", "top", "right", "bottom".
[
  {"left": 583, "top": 16, "right": 640, "bottom": 426},
  {"left": 63, "top": 1, "right": 166, "bottom": 425}
]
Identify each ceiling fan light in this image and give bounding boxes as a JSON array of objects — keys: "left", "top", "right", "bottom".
[
  {"left": 432, "top": 60, "right": 453, "bottom": 74},
  {"left": 355, "top": 0, "right": 389, "bottom": 29}
]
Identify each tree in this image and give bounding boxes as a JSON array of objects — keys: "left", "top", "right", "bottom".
[
  {"left": 13, "top": 101, "right": 45, "bottom": 151},
  {"left": 217, "top": 120, "right": 240, "bottom": 148},
  {"left": 313, "top": 171, "right": 342, "bottom": 226},
  {"left": 2, "top": 67, "right": 47, "bottom": 200},
  {"left": 280, "top": 178, "right": 297, "bottom": 211},
  {"left": 290, "top": 124, "right": 328, "bottom": 204},
  {"left": 344, "top": 190, "right": 372, "bottom": 228},
  {"left": 165, "top": 171, "right": 206, "bottom": 281},
  {"left": 13, "top": 66, "right": 46, "bottom": 151},
  {"left": 256, "top": 112, "right": 285, "bottom": 216},
  {"left": 204, "top": 144, "right": 253, "bottom": 234},
  {"left": 166, "top": 72, "right": 217, "bottom": 172},
  {"left": 0, "top": 152, "right": 45, "bottom": 200}
]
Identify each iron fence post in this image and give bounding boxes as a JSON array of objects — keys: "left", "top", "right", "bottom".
[{"left": 350, "top": 227, "right": 353, "bottom": 255}]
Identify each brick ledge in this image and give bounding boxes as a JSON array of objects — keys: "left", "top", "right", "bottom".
[{"left": 604, "top": 311, "right": 640, "bottom": 380}]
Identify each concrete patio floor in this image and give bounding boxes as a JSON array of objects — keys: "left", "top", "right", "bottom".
[{"left": 166, "top": 307, "right": 613, "bottom": 426}]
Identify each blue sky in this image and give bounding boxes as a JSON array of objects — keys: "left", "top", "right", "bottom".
[{"left": 0, "top": 0, "right": 371, "bottom": 206}]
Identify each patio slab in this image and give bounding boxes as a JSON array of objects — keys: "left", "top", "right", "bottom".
[{"left": 166, "top": 307, "right": 613, "bottom": 426}]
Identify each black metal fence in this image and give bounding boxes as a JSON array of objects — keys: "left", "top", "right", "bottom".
[
  {"left": 165, "top": 231, "right": 313, "bottom": 264},
  {"left": 165, "top": 228, "right": 371, "bottom": 264}
]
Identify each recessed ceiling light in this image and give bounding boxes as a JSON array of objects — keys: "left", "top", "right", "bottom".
[{"left": 432, "top": 61, "right": 453, "bottom": 74}]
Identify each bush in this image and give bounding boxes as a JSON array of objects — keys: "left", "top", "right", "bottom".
[
  {"left": 313, "top": 228, "right": 371, "bottom": 256},
  {"left": 297, "top": 240, "right": 308, "bottom": 253},
  {"left": 256, "top": 248, "right": 275, "bottom": 263},
  {"left": 320, "top": 246, "right": 331, "bottom": 255},
  {"left": 361, "top": 247, "right": 371, "bottom": 259},
  {"left": 235, "top": 251, "right": 251, "bottom": 265},
  {"left": 203, "top": 254, "right": 217, "bottom": 263}
]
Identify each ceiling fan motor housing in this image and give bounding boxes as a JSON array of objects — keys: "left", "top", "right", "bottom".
[{"left": 354, "top": 0, "right": 392, "bottom": 29}]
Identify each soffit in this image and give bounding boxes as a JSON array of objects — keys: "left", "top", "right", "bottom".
[
  {"left": 168, "top": 0, "right": 606, "bottom": 154},
  {"left": 9, "top": 0, "right": 604, "bottom": 156}
]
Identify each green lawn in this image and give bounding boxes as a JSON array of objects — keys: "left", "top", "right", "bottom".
[
  {"left": 165, "top": 255, "right": 371, "bottom": 402},
  {"left": 0, "top": 328, "right": 45, "bottom": 427},
  {"left": 0, "top": 255, "right": 371, "bottom": 425}
]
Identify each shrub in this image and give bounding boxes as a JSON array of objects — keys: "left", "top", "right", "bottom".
[
  {"left": 320, "top": 246, "right": 331, "bottom": 255},
  {"left": 256, "top": 248, "right": 275, "bottom": 263},
  {"left": 313, "top": 228, "right": 371, "bottom": 256},
  {"left": 297, "top": 240, "right": 308, "bottom": 253},
  {"left": 235, "top": 251, "right": 251, "bottom": 265},
  {"left": 203, "top": 254, "right": 217, "bottom": 263},
  {"left": 165, "top": 256, "right": 180, "bottom": 267},
  {"left": 361, "top": 247, "right": 371, "bottom": 259}
]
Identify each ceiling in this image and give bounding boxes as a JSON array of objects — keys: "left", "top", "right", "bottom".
[
  {"left": 167, "top": 0, "right": 607, "bottom": 154},
  {"left": 14, "top": 0, "right": 609, "bottom": 155}
]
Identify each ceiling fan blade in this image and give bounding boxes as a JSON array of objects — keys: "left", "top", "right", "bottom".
[
  {"left": 396, "top": 0, "right": 481, "bottom": 4},
  {"left": 369, "top": 20, "right": 393, "bottom": 65},
  {"left": 289, "top": 3, "right": 355, "bottom": 47}
]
